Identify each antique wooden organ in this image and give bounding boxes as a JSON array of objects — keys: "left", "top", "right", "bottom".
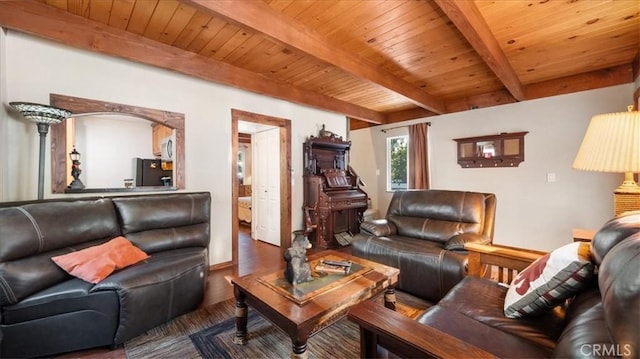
[{"left": 303, "top": 126, "right": 368, "bottom": 248}]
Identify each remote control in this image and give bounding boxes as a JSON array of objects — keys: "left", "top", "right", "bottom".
[{"left": 322, "top": 260, "right": 351, "bottom": 267}]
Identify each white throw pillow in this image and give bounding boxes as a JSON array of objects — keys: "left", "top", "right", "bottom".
[{"left": 504, "top": 242, "right": 594, "bottom": 318}]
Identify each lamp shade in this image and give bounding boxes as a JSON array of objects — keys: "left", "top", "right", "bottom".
[
  {"left": 573, "top": 110, "right": 640, "bottom": 173},
  {"left": 9, "top": 102, "right": 72, "bottom": 124}
]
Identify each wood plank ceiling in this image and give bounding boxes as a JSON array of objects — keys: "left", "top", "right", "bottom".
[{"left": 0, "top": 0, "right": 637, "bottom": 130}]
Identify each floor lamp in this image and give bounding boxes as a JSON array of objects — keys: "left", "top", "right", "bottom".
[
  {"left": 573, "top": 106, "right": 640, "bottom": 215},
  {"left": 10, "top": 102, "right": 72, "bottom": 200}
]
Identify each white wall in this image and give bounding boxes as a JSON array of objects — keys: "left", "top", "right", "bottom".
[
  {"left": 75, "top": 115, "right": 155, "bottom": 188},
  {"left": 1, "top": 30, "right": 347, "bottom": 266},
  {"left": 351, "top": 84, "right": 633, "bottom": 251}
]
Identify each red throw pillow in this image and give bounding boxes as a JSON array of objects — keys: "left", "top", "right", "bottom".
[
  {"left": 504, "top": 241, "right": 594, "bottom": 318},
  {"left": 51, "top": 236, "right": 149, "bottom": 283}
]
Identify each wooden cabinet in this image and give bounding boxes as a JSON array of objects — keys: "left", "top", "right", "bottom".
[
  {"left": 152, "top": 123, "right": 173, "bottom": 156},
  {"left": 453, "top": 131, "right": 528, "bottom": 168}
]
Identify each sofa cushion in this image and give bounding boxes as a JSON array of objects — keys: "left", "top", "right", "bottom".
[
  {"left": 504, "top": 241, "right": 594, "bottom": 318},
  {"left": 417, "top": 305, "right": 553, "bottom": 358},
  {"left": 51, "top": 236, "right": 149, "bottom": 284},
  {"left": 91, "top": 247, "right": 208, "bottom": 344},
  {"left": 351, "top": 233, "right": 466, "bottom": 301},
  {"left": 438, "top": 276, "right": 565, "bottom": 349},
  {"left": 2, "top": 278, "right": 117, "bottom": 324},
  {"left": 552, "top": 286, "right": 614, "bottom": 358}
]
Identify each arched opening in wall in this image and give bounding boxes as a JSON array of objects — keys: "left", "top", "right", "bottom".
[{"left": 49, "top": 94, "right": 185, "bottom": 193}]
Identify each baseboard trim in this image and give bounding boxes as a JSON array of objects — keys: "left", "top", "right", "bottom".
[{"left": 209, "top": 261, "right": 232, "bottom": 272}]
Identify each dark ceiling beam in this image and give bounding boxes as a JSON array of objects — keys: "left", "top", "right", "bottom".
[
  {"left": 434, "top": 0, "right": 526, "bottom": 101},
  {"left": 182, "top": 0, "right": 446, "bottom": 115},
  {"left": 0, "top": 1, "right": 386, "bottom": 124}
]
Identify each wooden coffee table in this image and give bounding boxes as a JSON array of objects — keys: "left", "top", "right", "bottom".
[{"left": 231, "top": 250, "right": 399, "bottom": 358}]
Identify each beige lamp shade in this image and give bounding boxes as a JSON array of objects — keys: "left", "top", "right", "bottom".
[
  {"left": 573, "top": 108, "right": 640, "bottom": 215},
  {"left": 573, "top": 109, "right": 640, "bottom": 174}
]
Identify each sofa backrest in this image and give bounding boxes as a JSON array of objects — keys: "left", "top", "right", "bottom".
[
  {"left": 385, "top": 190, "right": 496, "bottom": 243},
  {"left": 0, "top": 192, "right": 211, "bottom": 306},
  {"left": 590, "top": 210, "right": 640, "bottom": 265},
  {"left": 597, "top": 232, "right": 639, "bottom": 358},
  {"left": 112, "top": 192, "right": 211, "bottom": 254},
  {"left": 590, "top": 211, "right": 639, "bottom": 358},
  {"left": 0, "top": 198, "right": 120, "bottom": 305}
]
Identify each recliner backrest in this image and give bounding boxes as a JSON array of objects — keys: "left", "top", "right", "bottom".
[
  {"left": 112, "top": 192, "right": 211, "bottom": 254},
  {"left": 385, "top": 190, "right": 496, "bottom": 243},
  {"left": 0, "top": 198, "right": 120, "bottom": 305}
]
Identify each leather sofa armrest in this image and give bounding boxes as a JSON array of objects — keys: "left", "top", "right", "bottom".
[
  {"left": 444, "top": 233, "right": 491, "bottom": 251},
  {"left": 347, "top": 301, "right": 495, "bottom": 359},
  {"left": 464, "top": 243, "right": 546, "bottom": 282},
  {"left": 360, "top": 219, "right": 397, "bottom": 237}
]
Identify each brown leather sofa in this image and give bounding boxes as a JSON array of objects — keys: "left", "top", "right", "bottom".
[
  {"left": 349, "top": 211, "right": 640, "bottom": 358},
  {"left": 0, "top": 192, "right": 211, "bottom": 358},
  {"left": 351, "top": 189, "right": 496, "bottom": 302}
]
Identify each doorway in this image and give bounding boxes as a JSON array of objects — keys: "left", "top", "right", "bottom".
[{"left": 231, "top": 109, "right": 291, "bottom": 266}]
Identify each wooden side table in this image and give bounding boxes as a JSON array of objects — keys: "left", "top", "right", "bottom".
[{"left": 572, "top": 228, "right": 596, "bottom": 242}]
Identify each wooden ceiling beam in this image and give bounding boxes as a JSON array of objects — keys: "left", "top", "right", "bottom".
[
  {"left": 0, "top": 1, "right": 385, "bottom": 124},
  {"left": 182, "top": 0, "right": 446, "bottom": 114},
  {"left": 348, "top": 117, "right": 373, "bottom": 131},
  {"left": 524, "top": 64, "right": 633, "bottom": 100},
  {"left": 434, "top": 0, "right": 526, "bottom": 101},
  {"left": 350, "top": 63, "right": 632, "bottom": 128},
  {"left": 445, "top": 89, "right": 516, "bottom": 113},
  {"left": 386, "top": 108, "right": 436, "bottom": 124}
]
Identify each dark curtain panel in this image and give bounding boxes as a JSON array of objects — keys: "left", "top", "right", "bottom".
[{"left": 408, "top": 122, "right": 430, "bottom": 189}]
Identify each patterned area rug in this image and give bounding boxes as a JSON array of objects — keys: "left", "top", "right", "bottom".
[{"left": 124, "top": 291, "right": 430, "bottom": 359}]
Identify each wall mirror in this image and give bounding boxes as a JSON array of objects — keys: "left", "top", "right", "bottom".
[{"left": 50, "top": 94, "right": 185, "bottom": 193}]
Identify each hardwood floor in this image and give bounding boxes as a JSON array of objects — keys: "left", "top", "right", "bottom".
[{"left": 58, "top": 225, "right": 309, "bottom": 359}]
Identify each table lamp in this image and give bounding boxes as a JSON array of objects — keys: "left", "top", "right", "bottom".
[
  {"left": 10, "top": 102, "right": 72, "bottom": 199},
  {"left": 573, "top": 105, "right": 640, "bottom": 215}
]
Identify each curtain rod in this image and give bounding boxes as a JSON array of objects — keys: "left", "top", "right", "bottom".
[{"left": 380, "top": 121, "right": 431, "bottom": 133}]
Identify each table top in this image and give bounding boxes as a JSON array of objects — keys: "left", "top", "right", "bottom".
[
  {"left": 572, "top": 228, "right": 596, "bottom": 242},
  {"left": 231, "top": 250, "right": 399, "bottom": 332}
]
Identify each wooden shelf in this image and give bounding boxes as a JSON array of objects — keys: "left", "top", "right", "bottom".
[{"left": 453, "top": 131, "right": 528, "bottom": 168}]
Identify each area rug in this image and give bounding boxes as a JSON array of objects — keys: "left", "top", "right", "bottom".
[{"left": 125, "top": 291, "right": 429, "bottom": 359}]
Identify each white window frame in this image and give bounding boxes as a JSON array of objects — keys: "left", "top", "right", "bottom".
[{"left": 386, "top": 135, "right": 408, "bottom": 192}]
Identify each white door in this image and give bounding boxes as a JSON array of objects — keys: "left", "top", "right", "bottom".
[{"left": 253, "top": 127, "right": 281, "bottom": 246}]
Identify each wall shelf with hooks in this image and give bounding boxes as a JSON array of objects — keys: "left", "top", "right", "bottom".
[{"left": 453, "top": 131, "right": 528, "bottom": 168}]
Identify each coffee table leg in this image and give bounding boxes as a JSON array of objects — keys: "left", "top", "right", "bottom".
[
  {"left": 291, "top": 338, "right": 309, "bottom": 359},
  {"left": 233, "top": 289, "right": 248, "bottom": 345},
  {"left": 384, "top": 285, "right": 396, "bottom": 311}
]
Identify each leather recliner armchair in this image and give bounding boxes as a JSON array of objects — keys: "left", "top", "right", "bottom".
[{"left": 351, "top": 189, "right": 496, "bottom": 302}]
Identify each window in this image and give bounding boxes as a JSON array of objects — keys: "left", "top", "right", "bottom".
[{"left": 387, "top": 135, "right": 408, "bottom": 191}]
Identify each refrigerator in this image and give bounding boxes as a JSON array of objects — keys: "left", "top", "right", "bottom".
[{"left": 134, "top": 158, "right": 173, "bottom": 187}]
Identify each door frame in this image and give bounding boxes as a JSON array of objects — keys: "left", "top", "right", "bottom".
[{"left": 231, "top": 109, "right": 291, "bottom": 266}]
